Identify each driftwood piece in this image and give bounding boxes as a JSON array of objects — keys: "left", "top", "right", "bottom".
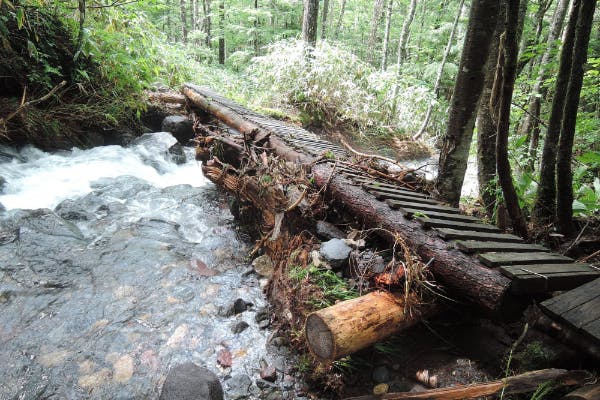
[
  {"left": 344, "top": 369, "right": 589, "bottom": 400},
  {"left": 312, "top": 163, "right": 514, "bottom": 316},
  {"left": 305, "top": 291, "right": 435, "bottom": 361},
  {"left": 147, "top": 91, "right": 186, "bottom": 104}
]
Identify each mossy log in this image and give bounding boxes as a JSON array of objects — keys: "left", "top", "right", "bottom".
[{"left": 305, "top": 291, "right": 434, "bottom": 361}]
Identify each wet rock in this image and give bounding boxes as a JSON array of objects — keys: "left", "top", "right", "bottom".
[
  {"left": 0, "top": 176, "right": 6, "bottom": 193},
  {"left": 255, "top": 307, "right": 270, "bottom": 327},
  {"left": 161, "top": 116, "right": 194, "bottom": 145},
  {"left": 259, "top": 365, "right": 277, "bottom": 382},
  {"left": 255, "top": 378, "right": 277, "bottom": 390},
  {"left": 0, "top": 202, "right": 5, "bottom": 213},
  {"left": 372, "top": 365, "right": 390, "bottom": 383},
  {"left": 159, "top": 362, "right": 224, "bottom": 400},
  {"left": 315, "top": 221, "right": 345, "bottom": 240},
  {"left": 319, "top": 238, "right": 352, "bottom": 268},
  {"left": 251, "top": 255, "right": 274, "bottom": 278},
  {"left": 168, "top": 143, "right": 187, "bottom": 165},
  {"left": 55, "top": 199, "right": 93, "bottom": 221},
  {"left": 232, "top": 321, "right": 249, "bottom": 334},
  {"left": 217, "top": 349, "right": 232, "bottom": 368},
  {"left": 373, "top": 383, "right": 389, "bottom": 395},
  {"left": 233, "top": 298, "right": 252, "bottom": 314},
  {"left": 225, "top": 374, "right": 253, "bottom": 400}
]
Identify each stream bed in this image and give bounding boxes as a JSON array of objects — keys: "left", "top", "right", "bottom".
[{"left": 0, "top": 133, "right": 300, "bottom": 399}]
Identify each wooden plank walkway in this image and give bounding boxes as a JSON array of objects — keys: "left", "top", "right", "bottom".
[
  {"left": 541, "top": 278, "right": 600, "bottom": 343},
  {"left": 185, "top": 85, "right": 600, "bottom": 345}
]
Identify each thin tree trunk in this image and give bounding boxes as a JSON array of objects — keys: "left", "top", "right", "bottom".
[
  {"left": 192, "top": 0, "right": 198, "bottom": 31},
  {"left": 218, "top": 0, "right": 225, "bottom": 64},
  {"left": 556, "top": 0, "right": 597, "bottom": 234},
  {"left": 302, "top": 0, "right": 319, "bottom": 50},
  {"left": 73, "top": 0, "right": 86, "bottom": 62},
  {"left": 254, "top": 0, "right": 259, "bottom": 55},
  {"left": 367, "top": 0, "right": 385, "bottom": 64},
  {"left": 496, "top": 0, "right": 529, "bottom": 238},
  {"left": 533, "top": 0, "right": 580, "bottom": 224},
  {"left": 202, "top": 0, "right": 212, "bottom": 48},
  {"left": 180, "top": 0, "right": 188, "bottom": 43},
  {"left": 520, "top": 0, "right": 569, "bottom": 154},
  {"left": 321, "top": 0, "right": 330, "bottom": 39},
  {"left": 396, "top": 0, "right": 417, "bottom": 67},
  {"left": 381, "top": 0, "right": 394, "bottom": 70},
  {"left": 435, "top": 0, "right": 500, "bottom": 206},
  {"left": 413, "top": 0, "right": 464, "bottom": 140},
  {"left": 476, "top": 4, "right": 505, "bottom": 218},
  {"left": 334, "top": 0, "right": 346, "bottom": 39}
]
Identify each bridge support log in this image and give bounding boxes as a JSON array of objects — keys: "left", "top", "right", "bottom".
[
  {"left": 312, "top": 163, "right": 515, "bottom": 316},
  {"left": 306, "top": 291, "right": 435, "bottom": 361}
]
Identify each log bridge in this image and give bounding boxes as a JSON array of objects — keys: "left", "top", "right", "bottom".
[{"left": 180, "top": 84, "right": 600, "bottom": 362}]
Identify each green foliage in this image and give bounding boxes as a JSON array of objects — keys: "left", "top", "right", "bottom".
[{"left": 288, "top": 263, "right": 358, "bottom": 309}]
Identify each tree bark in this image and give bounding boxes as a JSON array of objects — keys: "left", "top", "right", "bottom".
[
  {"left": 476, "top": 4, "right": 505, "bottom": 218},
  {"left": 321, "top": 0, "right": 330, "bottom": 40},
  {"left": 302, "top": 0, "right": 319, "bottom": 49},
  {"left": 218, "top": 0, "right": 225, "bottom": 64},
  {"left": 73, "top": 0, "right": 86, "bottom": 62},
  {"left": 306, "top": 291, "right": 434, "bottom": 361},
  {"left": 334, "top": 0, "right": 347, "bottom": 39},
  {"left": 556, "top": 0, "right": 597, "bottom": 234},
  {"left": 381, "top": 0, "right": 394, "bottom": 70},
  {"left": 180, "top": 0, "right": 188, "bottom": 43},
  {"left": 435, "top": 0, "right": 500, "bottom": 206},
  {"left": 533, "top": 0, "right": 580, "bottom": 224},
  {"left": 253, "top": 0, "right": 259, "bottom": 55},
  {"left": 395, "top": 0, "right": 417, "bottom": 67},
  {"left": 367, "top": 0, "right": 385, "bottom": 64},
  {"left": 413, "top": 0, "right": 465, "bottom": 140},
  {"left": 202, "top": 0, "right": 212, "bottom": 48},
  {"left": 495, "top": 0, "right": 529, "bottom": 238},
  {"left": 520, "top": 0, "right": 569, "bottom": 158}
]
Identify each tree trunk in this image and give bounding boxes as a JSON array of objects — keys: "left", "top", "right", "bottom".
[
  {"left": 476, "top": 4, "right": 505, "bottom": 218},
  {"left": 73, "top": 0, "right": 86, "bottom": 62},
  {"left": 306, "top": 291, "right": 434, "bottom": 361},
  {"left": 253, "top": 0, "right": 259, "bottom": 55},
  {"left": 413, "top": 0, "right": 465, "bottom": 140},
  {"left": 202, "top": 0, "right": 212, "bottom": 47},
  {"left": 556, "top": 0, "right": 597, "bottom": 234},
  {"left": 395, "top": 0, "right": 417, "bottom": 67},
  {"left": 495, "top": 0, "right": 529, "bottom": 238},
  {"left": 180, "top": 0, "right": 188, "bottom": 43},
  {"left": 533, "top": 0, "right": 580, "bottom": 224},
  {"left": 367, "top": 0, "right": 385, "bottom": 64},
  {"left": 218, "top": 0, "right": 225, "bottom": 64},
  {"left": 381, "top": 0, "right": 394, "bottom": 70},
  {"left": 192, "top": 0, "right": 198, "bottom": 31},
  {"left": 302, "top": 0, "right": 319, "bottom": 49},
  {"left": 520, "top": 0, "right": 569, "bottom": 155},
  {"left": 435, "top": 0, "right": 500, "bottom": 206},
  {"left": 321, "top": 0, "right": 330, "bottom": 40},
  {"left": 334, "top": 0, "right": 346, "bottom": 39}
]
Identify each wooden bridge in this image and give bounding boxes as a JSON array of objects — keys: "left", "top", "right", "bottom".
[{"left": 181, "top": 83, "right": 600, "bottom": 357}]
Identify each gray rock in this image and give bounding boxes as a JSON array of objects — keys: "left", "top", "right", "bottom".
[
  {"left": 255, "top": 378, "right": 276, "bottom": 390},
  {"left": 251, "top": 255, "right": 274, "bottom": 278},
  {"left": 233, "top": 298, "right": 252, "bottom": 314},
  {"left": 159, "top": 363, "right": 224, "bottom": 400},
  {"left": 0, "top": 176, "right": 6, "bottom": 193},
  {"left": 225, "top": 374, "right": 253, "bottom": 400},
  {"left": 168, "top": 143, "right": 187, "bottom": 165},
  {"left": 254, "top": 307, "right": 270, "bottom": 323},
  {"left": 259, "top": 365, "right": 277, "bottom": 382},
  {"left": 372, "top": 365, "right": 390, "bottom": 383},
  {"left": 315, "top": 221, "right": 345, "bottom": 240},
  {"left": 0, "top": 202, "right": 5, "bottom": 213},
  {"left": 319, "top": 238, "right": 352, "bottom": 268},
  {"left": 162, "top": 116, "right": 194, "bottom": 144},
  {"left": 232, "top": 321, "right": 249, "bottom": 334}
]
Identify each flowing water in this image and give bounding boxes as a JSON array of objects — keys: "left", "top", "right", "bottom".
[{"left": 0, "top": 133, "right": 299, "bottom": 399}]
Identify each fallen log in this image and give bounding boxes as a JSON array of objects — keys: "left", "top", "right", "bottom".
[
  {"left": 562, "top": 384, "right": 600, "bottom": 400},
  {"left": 147, "top": 91, "right": 186, "bottom": 104},
  {"left": 305, "top": 291, "right": 436, "bottom": 361},
  {"left": 344, "top": 369, "right": 589, "bottom": 400},
  {"left": 312, "top": 163, "right": 515, "bottom": 316}
]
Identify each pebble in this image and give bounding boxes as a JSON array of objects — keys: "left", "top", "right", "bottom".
[
  {"left": 252, "top": 255, "right": 274, "bottom": 277},
  {"left": 233, "top": 298, "right": 252, "bottom": 314},
  {"left": 260, "top": 365, "right": 277, "bottom": 382},
  {"left": 319, "top": 239, "right": 352, "bottom": 268},
  {"left": 225, "top": 374, "right": 253, "bottom": 400},
  {"left": 217, "top": 349, "right": 232, "bottom": 368},
  {"left": 232, "top": 321, "right": 249, "bottom": 334}
]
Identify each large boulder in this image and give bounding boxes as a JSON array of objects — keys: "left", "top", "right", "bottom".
[
  {"left": 159, "top": 363, "right": 223, "bottom": 400},
  {"left": 161, "top": 116, "right": 194, "bottom": 144}
]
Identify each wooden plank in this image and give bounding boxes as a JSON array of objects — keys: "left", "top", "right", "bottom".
[
  {"left": 479, "top": 252, "right": 573, "bottom": 267},
  {"left": 436, "top": 228, "right": 523, "bottom": 243},
  {"left": 415, "top": 217, "right": 501, "bottom": 233},
  {"left": 541, "top": 279, "right": 600, "bottom": 318},
  {"left": 386, "top": 199, "right": 462, "bottom": 214},
  {"left": 370, "top": 190, "right": 441, "bottom": 205},
  {"left": 360, "top": 183, "right": 430, "bottom": 199},
  {"left": 564, "top": 297, "right": 600, "bottom": 329},
  {"left": 456, "top": 240, "right": 548, "bottom": 253},
  {"left": 401, "top": 208, "right": 481, "bottom": 222},
  {"left": 581, "top": 319, "right": 600, "bottom": 342},
  {"left": 500, "top": 264, "right": 600, "bottom": 294}
]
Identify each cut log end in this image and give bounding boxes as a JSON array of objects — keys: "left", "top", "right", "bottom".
[{"left": 305, "top": 313, "right": 335, "bottom": 360}]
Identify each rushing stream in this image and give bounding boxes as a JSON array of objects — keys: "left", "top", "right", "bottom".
[{"left": 0, "top": 133, "right": 299, "bottom": 399}]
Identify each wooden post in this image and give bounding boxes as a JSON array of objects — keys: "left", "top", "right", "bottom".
[{"left": 305, "top": 291, "right": 433, "bottom": 361}]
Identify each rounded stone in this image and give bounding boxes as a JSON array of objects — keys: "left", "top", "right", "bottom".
[{"left": 159, "top": 362, "right": 224, "bottom": 400}]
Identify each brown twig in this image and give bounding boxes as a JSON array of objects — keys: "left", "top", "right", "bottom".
[{"left": 340, "top": 137, "right": 407, "bottom": 170}]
